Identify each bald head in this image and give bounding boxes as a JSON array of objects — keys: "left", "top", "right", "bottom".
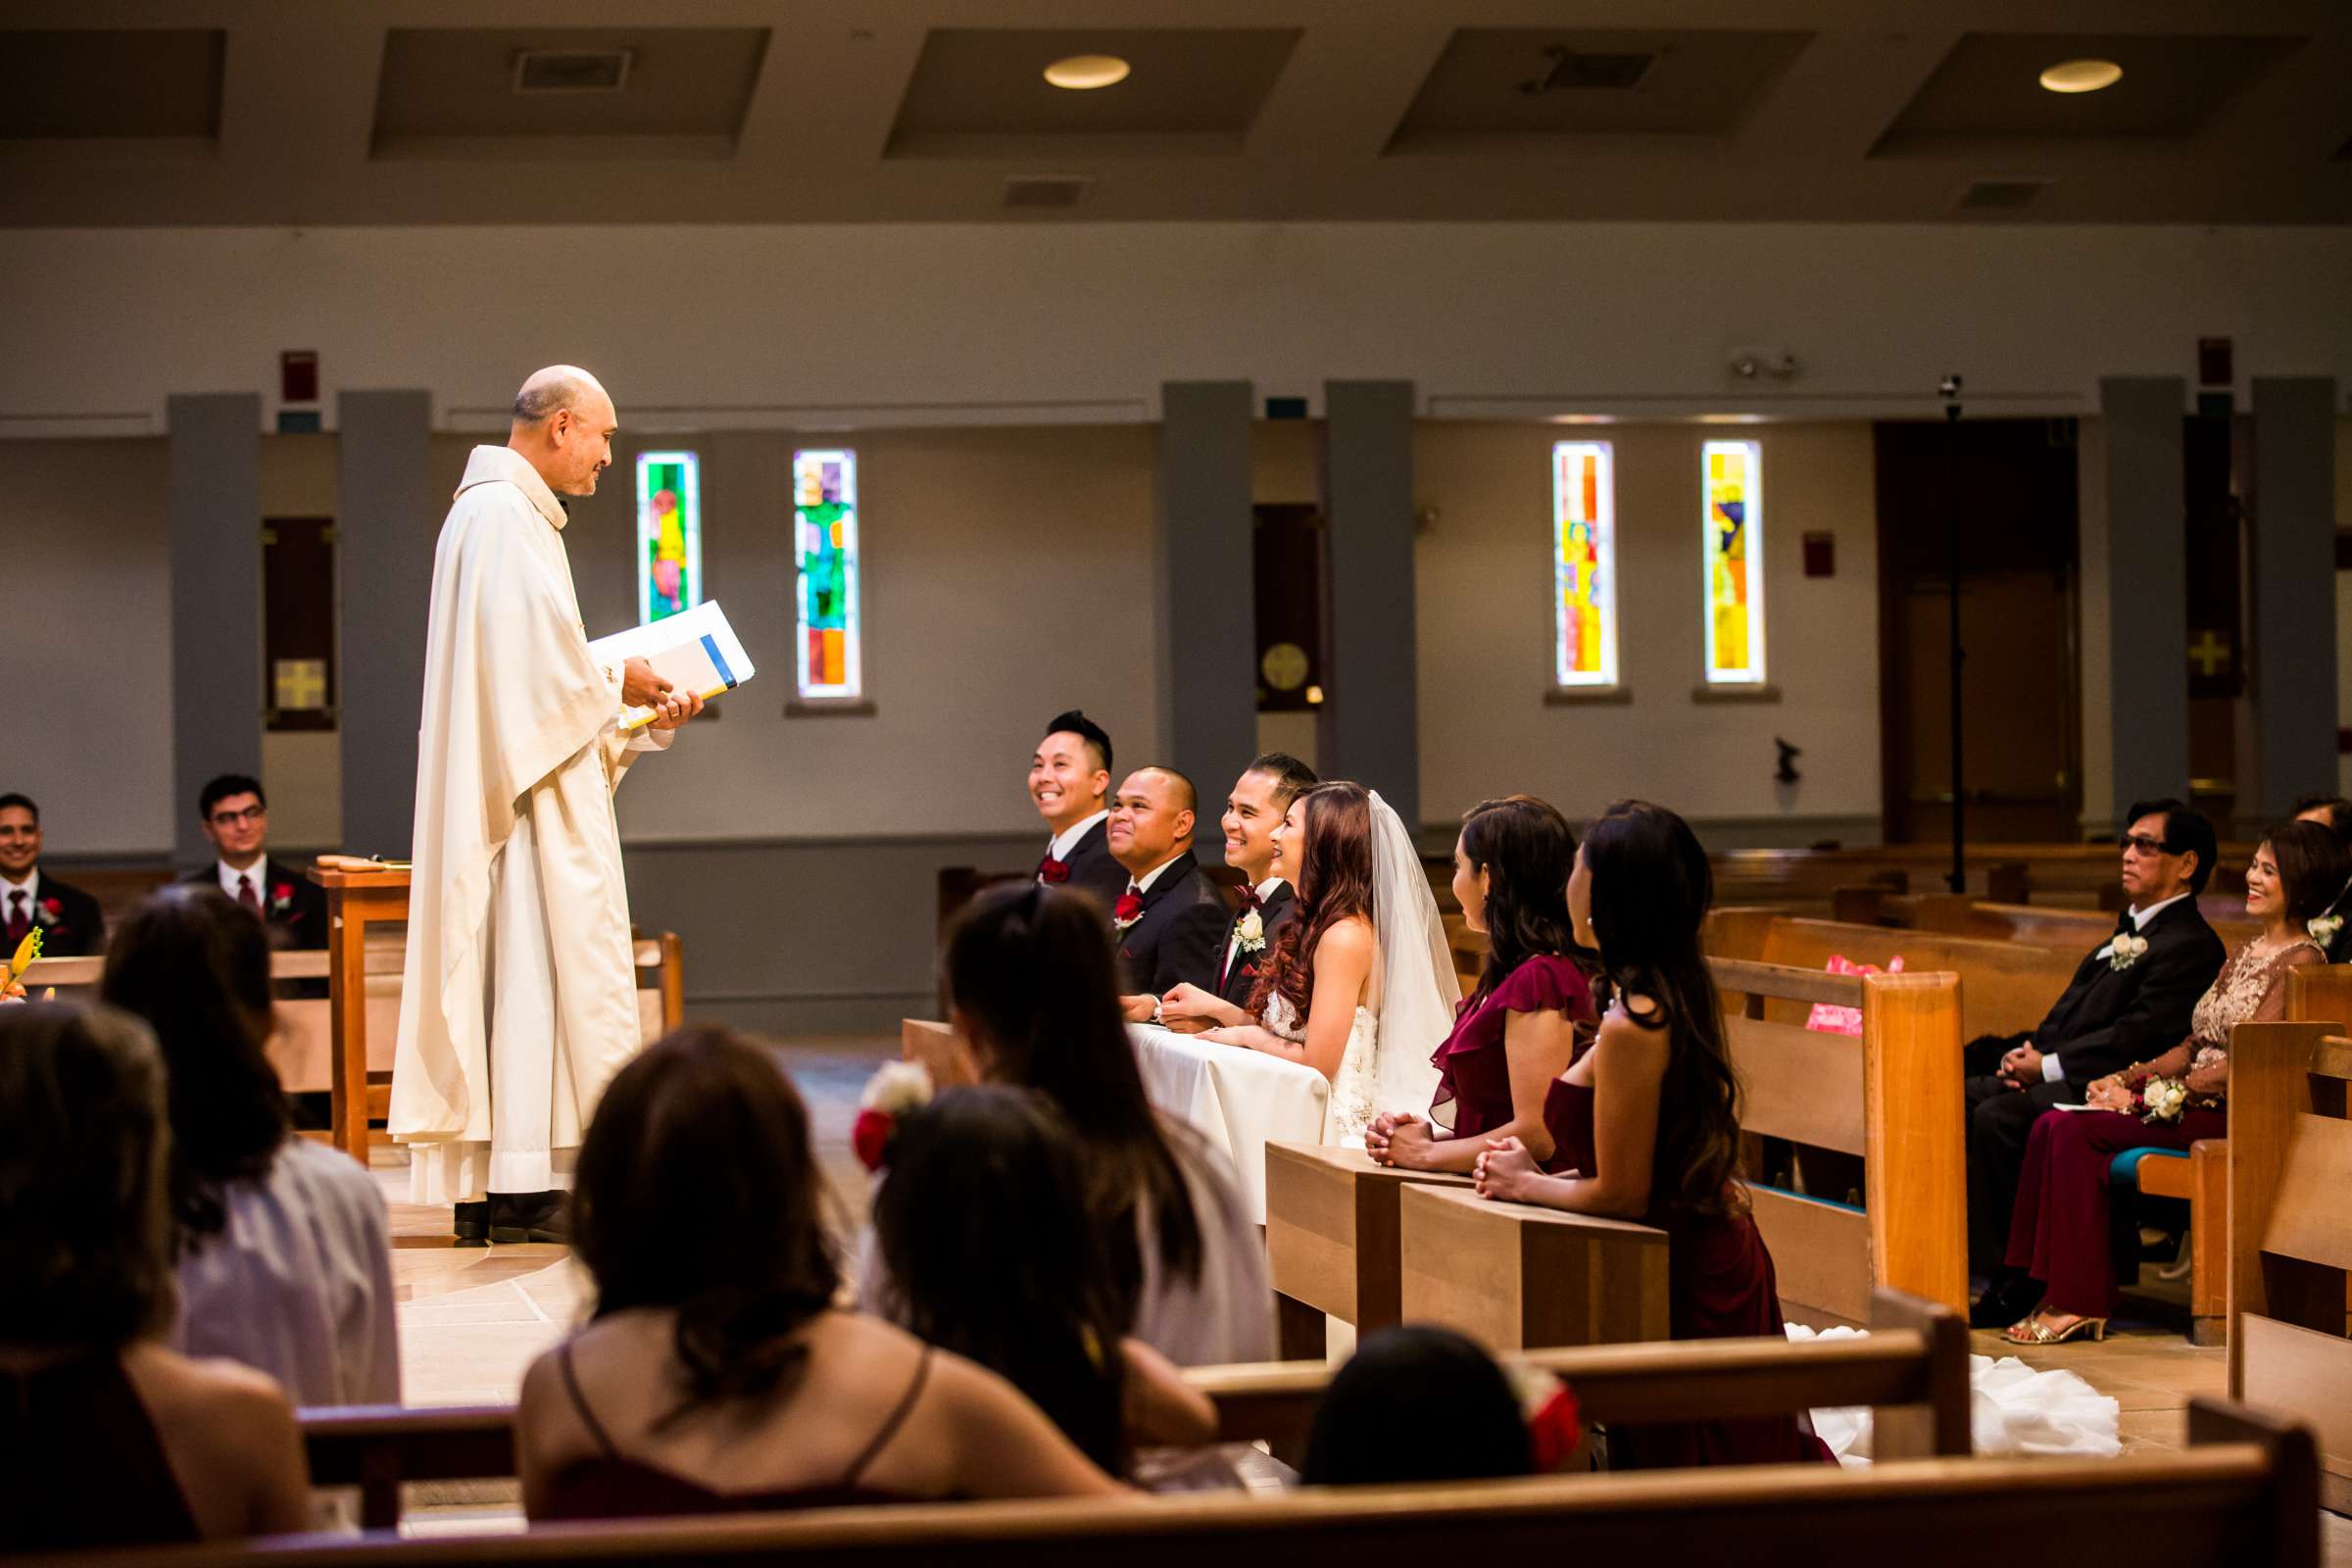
[{"left": 506, "top": 365, "right": 617, "bottom": 498}]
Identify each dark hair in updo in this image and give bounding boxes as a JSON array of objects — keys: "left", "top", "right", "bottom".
[
  {"left": 0, "top": 1004, "right": 179, "bottom": 1349},
  {"left": 572, "top": 1026, "right": 840, "bottom": 1421}
]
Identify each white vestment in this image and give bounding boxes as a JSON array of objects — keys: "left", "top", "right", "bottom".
[{"left": 391, "top": 445, "right": 668, "bottom": 1203}]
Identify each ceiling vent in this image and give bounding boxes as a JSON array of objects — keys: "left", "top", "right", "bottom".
[
  {"left": 512, "top": 49, "right": 633, "bottom": 95},
  {"left": 1955, "top": 177, "right": 2050, "bottom": 211},
  {"left": 1520, "top": 48, "right": 1654, "bottom": 94},
  {"left": 1004, "top": 174, "right": 1091, "bottom": 209}
]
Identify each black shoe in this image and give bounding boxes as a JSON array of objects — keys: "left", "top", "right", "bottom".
[
  {"left": 488, "top": 1191, "right": 570, "bottom": 1245},
  {"left": 452, "top": 1200, "right": 490, "bottom": 1248},
  {"left": 1970, "top": 1274, "right": 2039, "bottom": 1330}
]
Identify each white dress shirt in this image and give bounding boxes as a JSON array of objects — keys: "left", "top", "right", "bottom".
[
  {"left": 217, "top": 859, "right": 269, "bottom": 904},
  {"left": 1128, "top": 851, "right": 1189, "bottom": 898},
  {"left": 2042, "top": 891, "right": 2193, "bottom": 1082},
  {"left": 1046, "top": 808, "right": 1109, "bottom": 866}
]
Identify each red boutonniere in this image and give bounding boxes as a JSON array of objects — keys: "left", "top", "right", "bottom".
[
  {"left": 270, "top": 882, "right": 295, "bottom": 912},
  {"left": 1038, "top": 858, "right": 1071, "bottom": 885},
  {"left": 1112, "top": 891, "right": 1146, "bottom": 930},
  {"left": 35, "top": 897, "right": 63, "bottom": 927}
]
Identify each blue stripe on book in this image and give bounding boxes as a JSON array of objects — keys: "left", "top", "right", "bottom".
[{"left": 700, "top": 633, "right": 738, "bottom": 689}]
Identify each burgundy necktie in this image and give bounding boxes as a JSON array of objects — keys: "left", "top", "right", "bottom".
[
  {"left": 4, "top": 890, "right": 25, "bottom": 944},
  {"left": 237, "top": 873, "right": 262, "bottom": 913}
]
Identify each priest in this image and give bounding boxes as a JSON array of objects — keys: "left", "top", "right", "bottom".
[{"left": 391, "top": 366, "right": 700, "bottom": 1247}]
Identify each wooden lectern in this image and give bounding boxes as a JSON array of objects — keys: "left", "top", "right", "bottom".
[{"left": 309, "top": 863, "right": 412, "bottom": 1163}]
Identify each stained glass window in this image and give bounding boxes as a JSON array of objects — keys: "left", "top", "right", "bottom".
[
  {"left": 1702, "top": 439, "right": 1765, "bottom": 684},
  {"left": 793, "top": 448, "right": 862, "bottom": 701},
  {"left": 635, "top": 451, "right": 701, "bottom": 626},
  {"left": 1551, "top": 441, "right": 1617, "bottom": 687}
]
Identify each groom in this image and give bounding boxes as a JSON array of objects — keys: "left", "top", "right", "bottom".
[{"left": 1160, "top": 753, "right": 1317, "bottom": 1031}]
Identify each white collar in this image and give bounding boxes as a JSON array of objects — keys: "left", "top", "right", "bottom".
[
  {"left": 1, "top": 868, "right": 36, "bottom": 899},
  {"left": 2127, "top": 891, "right": 2190, "bottom": 931},
  {"left": 218, "top": 859, "right": 268, "bottom": 896},
  {"left": 1255, "top": 875, "right": 1287, "bottom": 900},
  {"left": 1131, "top": 852, "right": 1190, "bottom": 896},
  {"left": 458, "top": 445, "right": 568, "bottom": 530},
  {"left": 1047, "top": 808, "right": 1108, "bottom": 863}
]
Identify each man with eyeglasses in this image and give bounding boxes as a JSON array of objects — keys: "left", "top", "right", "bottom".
[
  {"left": 0, "top": 792, "right": 105, "bottom": 957},
  {"left": 178, "top": 773, "right": 326, "bottom": 949},
  {"left": 1966, "top": 798, "right": 2227, "bottom": 1328}
]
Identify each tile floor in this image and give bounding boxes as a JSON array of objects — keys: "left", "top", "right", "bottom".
[{"left": 379, "top": 1033, "right": 2349, "bottom": 1561}]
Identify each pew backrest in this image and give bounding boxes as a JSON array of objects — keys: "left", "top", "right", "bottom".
[{"left": 1707, "top": 915, "right": 2076, "bottom": 1042}]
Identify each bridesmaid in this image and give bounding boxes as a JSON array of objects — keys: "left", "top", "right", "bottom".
[
  {"left": 1476, "top": 800, "right": 1831, "bottom": 1468},
  {"left": 1999, "top": 820, "right": 2345, "bottom": 1345},
  {"left": 1363, "top": 796, "right": 1592, "bottom": 1174}
]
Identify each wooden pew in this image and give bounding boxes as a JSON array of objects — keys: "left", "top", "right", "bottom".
[
  {"left": 1396, "top": 1181, "right": 1670, "bottom": 1350},
  {"left": 1710, "top": 959, "right": 1967, "bottom": 1322},
  {"left": 900, "top": 1017, "right": 977, "bottom": 1089},
  {"left": 135, "top": 1398, "right": 2314, "bottom": 1568},
  {"left": 1262, "top": 1143, "right": 1474, "bottom": 1357},
  {"left": 2229, "top": 1010, "right": 2352, "bottom": 1515},
  {"left": 300, "top": 1289, "right": 1970, "bottom": 1530},
  {"left": 1707, "top": 915, "right": 2076, "bottom": 1044},
  {"left": 1857, "top": 897, "right": 2265, "bottom": 954}
]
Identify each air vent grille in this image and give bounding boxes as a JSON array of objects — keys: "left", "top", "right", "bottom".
[
  {"left": 1521, "top": 48, "right": 1654, "bottom": 94},
  {"left": 1004, "top": 175, "right": 1091, "bottom": 209},
  {"left": 512, "top": 49, "right": 633, "bottom": 95},
  {"left": 1956, "top": 178, "right": 2049, "bottom": 211}
]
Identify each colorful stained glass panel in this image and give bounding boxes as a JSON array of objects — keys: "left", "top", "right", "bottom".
[
  {"left": 1551, "top": 441, "right": 1617, "bottom": 687},
  {"left": 793, "top": 448, "right": 862, "bottom": 701},
  {"left": 635, "top": 451, "right": 702, "bottom": 626},
  {"left": 1702, "top": 439, "right": 1765, "bottom": 683}
]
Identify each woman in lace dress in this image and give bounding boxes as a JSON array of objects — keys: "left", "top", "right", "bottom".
[{"left": 2000, "top": 820, "right": 2350, "bottom": 1345}]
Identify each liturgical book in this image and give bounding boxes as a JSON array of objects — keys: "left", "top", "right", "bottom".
[{"left": 588, "top": 601, "right": 756, "bottom": 730}]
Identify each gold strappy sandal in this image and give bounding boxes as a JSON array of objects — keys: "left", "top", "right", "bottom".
[{"left": 2003, "top": 1312, "right": 2107, "bottom": 1346}]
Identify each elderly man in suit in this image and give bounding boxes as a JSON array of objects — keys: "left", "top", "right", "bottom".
[
  {"left": 1105, "top": 766, "right": 1233, "bottom": 1023},
  {"left": 1968, "top": 799, "right": 2227, "bottom": 1327},
  {"left": 0, "top": 793, "right": 105, "bottom": 958}
]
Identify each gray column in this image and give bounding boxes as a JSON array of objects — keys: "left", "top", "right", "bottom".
[
  {"left": 1318, "top": 380, "right": 1421, "bottom": 829},
  {"left": 2250, "top": 377, "right": 2340, "bottom": 819},
  {"left": 2094, "top": 378, "right": 2191, "bottom": 827},
  {"left": 169, "top": 393, "right": 263, "bottom": 868},
  {"left": 336, "top": 390, "right": 436, "bottom": 856},
  {"left": 1153, "top": 382, "right": 1257, "bottom": 801}
]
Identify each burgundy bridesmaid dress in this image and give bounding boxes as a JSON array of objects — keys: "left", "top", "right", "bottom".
[
  {"left": 1429, "top": 954, "right": 1592, "bottom": 1170},
  {"left": 1542, "top": 1075, "right": 1834, "bottom": 1469}
]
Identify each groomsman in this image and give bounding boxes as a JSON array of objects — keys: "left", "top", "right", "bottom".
[
  {"left": 2293, "top": 794, "right": 2352, "bottom": 962},
  {"left": 177, "top": 774, "right": 327, "bottom": 950},
  {"left": 0, "top": 792, "right": 106, "bottom": 958},
  {"left": 1967, "top": 800, "right": 2225, "bottom": 1327},
  {"left": 1029, "top": 710, "right": 1128, "bottom": 907},
  {"left": 1104, "top": 766, "right": 1231, "bottom": 1019},
  {"left": 1160, "top": 753, "right": 1318, "bottom": 1030}
]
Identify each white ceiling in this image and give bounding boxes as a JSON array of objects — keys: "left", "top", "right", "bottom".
[{"left": 2, "top": 0, "right": 2347, "bottom": 227}]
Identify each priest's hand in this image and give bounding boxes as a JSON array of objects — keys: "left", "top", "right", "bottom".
[
  {"left": 647, "top": 689, "right": 703, "bottom": 730},
  {"left": 620, "top": 657, "right": 672, "bottom": 710}
]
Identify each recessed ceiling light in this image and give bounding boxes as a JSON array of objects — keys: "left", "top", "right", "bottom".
[
  {"left": 2039, "top": 58, "right": 2122, "bottom": 94},
  {"left": 1045, "top": 54, "right": 1130, "bottom": 90}
]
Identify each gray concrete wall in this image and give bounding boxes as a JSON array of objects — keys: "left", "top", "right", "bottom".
[
  {"left": 1318, "top": 380, "right": 1421, "bottom": 825},
  {"left": 1153, "top": 382, "right": 1257, "bottom": 803},
  {"left": 2096, "top": 378, "right": 2190, "bottom": 824},
  {"left": 336, "top": 390, "right": 435, "bottom": 856},
  {"left": 168, "top": 393, "right": 263, "bottom": 867},
  {"left": 2251, "top": 377, "right": 2340, "bottom": 820}
]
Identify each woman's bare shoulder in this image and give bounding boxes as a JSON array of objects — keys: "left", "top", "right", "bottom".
[{"left": 1316, "top": 915, "right": 1375, "bottom": 956}]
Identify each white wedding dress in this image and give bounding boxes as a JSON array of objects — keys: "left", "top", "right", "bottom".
[{"left": 1259, "top": 790, "right": 1457, "bottom": 1149}]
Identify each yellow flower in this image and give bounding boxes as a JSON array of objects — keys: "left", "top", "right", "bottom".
[{"left": 6, "top": 927, "right": 40, "bottom": 983}]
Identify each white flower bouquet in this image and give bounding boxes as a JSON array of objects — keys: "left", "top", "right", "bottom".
[{"left": 2138, "top": 1075, "right": 2188, "bottom": 1125}]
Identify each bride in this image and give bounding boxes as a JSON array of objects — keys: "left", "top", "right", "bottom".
[{"left": 1195, "top": 782, "right": 1457, "bottom": 1146}]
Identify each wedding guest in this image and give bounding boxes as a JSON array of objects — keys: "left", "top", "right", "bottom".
[
  {"left": 102, "top": 885, "right": 399, "bottom": 1406},
  {"left": 2292, "top": 793, "right": 2352, "bottom": 963},
  {"left": 1030, "top": 710, "right": 1127, "bottom": 907},
  {"left": 1364, "top": 796, "right": 1593, "bottom": 1174},
  {"left": 1105, "top": 766, "right": 1231, "bottom": 1019},
  {"left": 1301, "top": 1325, "right": 1533, "bottom": 1487},
  {"left": 1965, "top": 801, "right": 2225, "bottom": 1326},
  {"left": 516, "top": 1025, "right": 1122, "bottom": 1520},
  {"left": 0, "top": 792, "right": 106, "bottom": 957},
  {"left": 1475, "top": 800, "right": 1832, "bottom": 1469},
  {"left": 1159, "top": 753, "right": 1317, "bottom": 1030},
  {"left": 868, "top": 1084, "right": 1216, "bottom": 1472},
  {"left": 1999, "top": 821, "right": 2346, "bottom": 1346},
  {"left": 177, "top": 775, "right": 326, "bottom": 950},
  {"left": 944, "top": 884, "right": 1273, "bottom": 1366},
  {"left": 0, "top": 1004, "right": 311, "bottom": 1549}
]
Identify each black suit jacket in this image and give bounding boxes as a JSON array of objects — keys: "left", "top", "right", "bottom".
[
  {"left": 1115, "top": 851, "right": 1233, "bottom": 998},
  {"left": 178, "top": 858, "right": 328, "bottom": 951},
  {"left": 2324, "top": 884, "right": 2352, "bottom": 965},
  {"left": 1042, "top": 816, "right": 1131, "bottom": 913},
  {"left": 1215, "top": 883, "right": 1298, "bottom": 1011},
  {"left": 2035, "top": 898, "right": 2227, "bottom": 1090},
  {"left": 17, "top": 871, "right": 105, "bottom": 958}
]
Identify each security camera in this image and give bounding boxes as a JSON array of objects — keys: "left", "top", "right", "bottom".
[{"left": 1938, "top": 374, "right": 1963, "bottom": 400}]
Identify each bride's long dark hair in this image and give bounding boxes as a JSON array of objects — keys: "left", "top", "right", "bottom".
[
  {"left": 1582, "top": 801, "right": 1743, "bottom": 1218},
  {"left": 1250, "top": 782, "right": 1375, "bottom": 1025}
]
